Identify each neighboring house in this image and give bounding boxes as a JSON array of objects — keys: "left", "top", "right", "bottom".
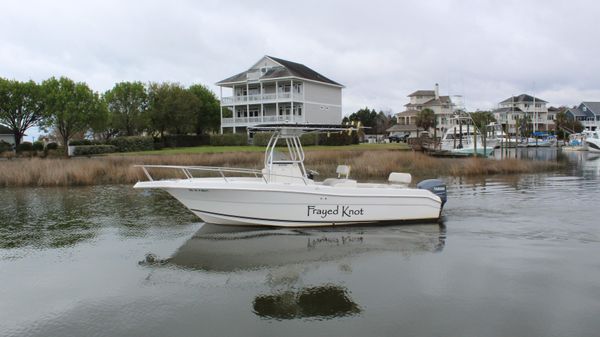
[
  {"left": 397, "top": 84, "right": 455, "bottom": 134},
  {"left": 0, "top": 124, "right": 18, "bottom": 146},
  {"left": 216, "top": 56, "right": 344, "bottom": 133},
  {"left": 565, "top": 102, "right": 600, "bottom": 131},
  {"left": 493, "top": 94, "right": 553, "bottom": 135}
]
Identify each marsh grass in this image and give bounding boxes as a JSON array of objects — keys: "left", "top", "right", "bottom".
[{"left": 0, "top": 150, "right": 561, "bottom": 187}]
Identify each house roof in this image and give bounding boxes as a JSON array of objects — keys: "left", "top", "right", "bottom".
[
  {"left": 0, "top": 124, "right": 12, "bottom": 134},
  {"left": 547, "top": 106, "right": 564, "bottom": 112},
  {"left": 396, "top": 109, "right": 420, "bottom": 117},
  {"left": 408, "top": 90, "right": 435, "bottom": 97},
  {"left": 582, "top": 102, "right": 600, "bottom": 115},
  {"left": 566, "top": 107, "right": 589, "bottom": 118},
  {"left": 500, "top": 94, "right": 548, "bottom": 104},
  {"left": 493, "top": 107, "right": 524, "bottom": 114},
  {"left": 266, "top": 56, "right": 342, "bottom": 86},
  {"left": 386, "top": 124, "right": 418, "bottom": 132},
  {"left": 216, "top": 56, "right": 343, "bottom": 87},
  {"left": 423, "top": 96, "right": 451, "bottom": 106}
]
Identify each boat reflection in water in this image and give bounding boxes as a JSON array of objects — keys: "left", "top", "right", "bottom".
[
  {"left": 253, "top": 284, "right": 361, "bottom": 320},
  {"left": 163, "top": 222, "right": 445, "bottom": 320},
  {"left": 168, "top": 222, "right": 446, "bottom": 272}
]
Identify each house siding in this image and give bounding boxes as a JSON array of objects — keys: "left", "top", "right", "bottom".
[
  {"left": 304, "top": 103, "right": 342, "bottom": 124},
  {"left": 304, "top": 81, "right": 342, "bottom": 106}
]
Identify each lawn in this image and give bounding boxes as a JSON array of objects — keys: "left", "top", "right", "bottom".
[{"left": 120, "top": 142, "right": 410, "bottom": 155}]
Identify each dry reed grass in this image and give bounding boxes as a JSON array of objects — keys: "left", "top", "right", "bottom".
[{"left": 0, "top": 150, "right": 561, "bottom": 187}]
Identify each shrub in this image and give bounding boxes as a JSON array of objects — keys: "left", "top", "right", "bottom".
[
  {"left": 73, "top": 145, "right": 117, "bottom": 156},
  {"left": 300, "top": 133, "right": 319, "bottom": 146},
  {"left": 32, "top": 141, "right": 44, "bottom": 151},
  {"left": 318, "top": 131, "right": 358, "bottom": 146},
  {"left": 46, "top": 142, "right": 58, "bottom": 150},
  {"left": 0, "top": 141, "right": 12, "bottom": 153},
  {"left": 16, "top": 142, "right": 33, "bottom": 152},
  {"left": 108, "top": 136, "right": 154, "bottom": 152},
  {"left": 69, "top": 139, "right": 105, "bottom": 146},
  {"left": 209, "top": 134, "right": 247, "bottom": 146},
  {"left": 251, "top": 132, "right": 274, "bottom": 147},
  {"left": 69, "top": 139, "right": 93, "bottom": 146},
  {"left": 163, "top": 134, "right": 211, "bottom": 148},
  {"left": 252, "top": 132, "right": 320, "bottom": 147}
]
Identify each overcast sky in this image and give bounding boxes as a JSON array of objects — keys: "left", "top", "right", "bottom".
[{"left": 2, "top": 0, "right": 599, "bottom": 119}]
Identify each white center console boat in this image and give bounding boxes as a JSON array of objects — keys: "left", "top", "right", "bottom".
[
  {"left": 134, "top": 126, "right": 447, "bottom": 227},
  {"left": 585, "top": 130, "right": 600, "bottom": 152}
]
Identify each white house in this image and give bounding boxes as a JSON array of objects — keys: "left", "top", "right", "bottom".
[
  {"left": 216, "top": 56, "right": 344, "bottom": 133},
  {"left": 0, "top": 124, "right": 17, "bottom": 146},
  {"left": 398, "top": 84, "right": 456, "bottom": 134},
  {"left": 493, "top": 94, "right": 553, "bottom": 134}
]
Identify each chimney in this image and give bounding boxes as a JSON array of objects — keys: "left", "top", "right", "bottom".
[{"left": 434, "top": 83, "right": 439, "bottom": 100}]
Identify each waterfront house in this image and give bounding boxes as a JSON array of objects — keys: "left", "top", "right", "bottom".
[
  {"left": 397, "top": 84, "right": 456, "bottom": 135},
  {"left": 566, "top": 102, "right": 600, "bottom": 131},
  {"left": 216, "top": 56, "right": 344, "bottom": 133},
  {"left": 0, "top": 124, "right": 17, "bottom": 146},
  {"left": 493, "top": 94, "right": 553, "bottom": 135}
]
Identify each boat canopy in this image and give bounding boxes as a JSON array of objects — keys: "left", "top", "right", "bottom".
[{"left": 250, "top": 124, "right": 358, "bottom": 180}]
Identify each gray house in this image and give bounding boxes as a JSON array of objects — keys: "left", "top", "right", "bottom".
[
  {"left": 566, "top": 102, "right": 600, "bottom": 131},
  {"left": 216, "top": 56, "right": 344, "bottom": 133}
]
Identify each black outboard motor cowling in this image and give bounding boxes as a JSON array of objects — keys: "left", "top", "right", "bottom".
[{"left": 417, "top": 179, "right": 447, "bottom": 207}]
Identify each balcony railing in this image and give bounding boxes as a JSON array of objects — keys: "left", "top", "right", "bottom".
[
  {"left": 221, "top": 115, "right": 305, "bottom": 127},
  {"left": 221, "top": 92, "right": 303, "bottom": 105}
]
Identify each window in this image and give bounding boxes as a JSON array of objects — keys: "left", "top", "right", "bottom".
[
  {"left": 279, "top": 106, "right": 291, "bottom": 115},
  {"left": 293, "top": 83, "right": 303, "bottom": 94}
]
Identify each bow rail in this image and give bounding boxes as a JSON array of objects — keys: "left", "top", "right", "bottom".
[{"left": 135, "top": 164, "right": 312, "bottom": 185}]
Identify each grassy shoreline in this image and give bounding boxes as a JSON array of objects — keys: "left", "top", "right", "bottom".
[
  {"left": 117, "top": 142, "right": 411, "bottom": 155},
  {"left": 0, "top": 147, "right": 562, "bottom": 187}
]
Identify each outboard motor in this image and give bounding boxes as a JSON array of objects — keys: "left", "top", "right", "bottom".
[{"left": 417, "top": 179, "right": 447, "bottom": 207}]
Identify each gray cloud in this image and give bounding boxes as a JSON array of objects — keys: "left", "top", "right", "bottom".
[{"left": 1, "top": 0, "right": 599, "bottom": 117}]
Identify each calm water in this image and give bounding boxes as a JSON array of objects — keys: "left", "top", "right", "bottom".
[{"left": 1, "top": 149, "right": 600, "bottom": 337}]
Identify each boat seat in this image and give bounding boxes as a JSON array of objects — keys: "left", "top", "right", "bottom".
[
  {"left": 388, "top": 172, "right": 411, "bottom": 186},
  {"left": 336, "top": 165, "right": 350, "bottom": 179}
]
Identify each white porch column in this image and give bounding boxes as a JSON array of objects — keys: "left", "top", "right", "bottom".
[
  {"left": 291, "top": 79, "right": 294, "bottom": 122},
  {"left": 232, "top": 85, "right": 236, "bottom": 133},
  {"left": 275, "top": 80, "right": 279, "bottom": 121},
  {"left": 260, "top": 82, "right": 264, "bottom": 122},
  {"left": 246, "top": 82, "right": 250, "bottom": 126},
  {"left": 219, "top": 86, "right": 223, "bottom": 134}
]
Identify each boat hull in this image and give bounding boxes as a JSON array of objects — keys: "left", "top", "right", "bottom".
[
  {"left": 135, "top": 180, "right": 443, "bottom": 227},
  {"left": 586, "top": 139, "right": 600, "bottom": 153}
]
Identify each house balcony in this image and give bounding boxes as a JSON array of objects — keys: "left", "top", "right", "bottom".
[
  {"left": 581, "top": 120, "right": 599, "bottom": 130},
  {"left": 221, "top": 114, "right": 306, "bottom": 127},
  {"left": 221, "top": 92, "right": 304, "bottom": 105}
]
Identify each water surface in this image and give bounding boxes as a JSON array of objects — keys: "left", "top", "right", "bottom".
[{"left": 1, "top": 149, "right": 600, "bottom": 337}]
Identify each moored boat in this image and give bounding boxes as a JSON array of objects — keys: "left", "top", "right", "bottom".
[
  {"left": 134, "top": 125, "right": 447, "bottom": 227},
  {"left": 439, "top": 124, "right": 498, "bottom": 157},
  {"left": 585, "top": 130, "right": 600, "bottom": 153}
]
